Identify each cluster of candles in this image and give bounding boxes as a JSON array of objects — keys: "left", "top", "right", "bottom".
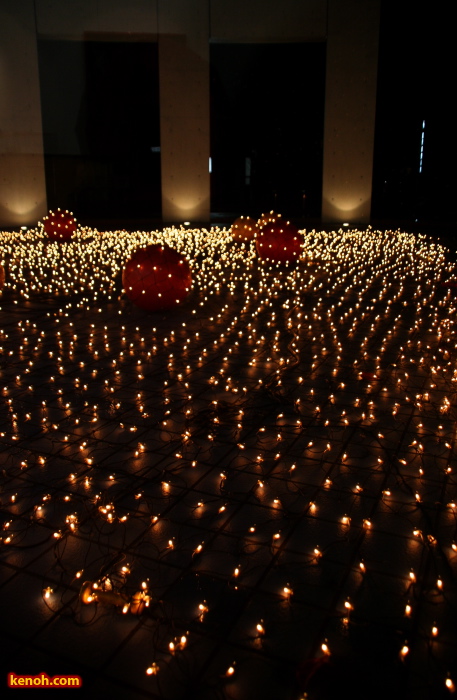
[{"left": 0, "top": 222, "right": 456, "bottom": 695}]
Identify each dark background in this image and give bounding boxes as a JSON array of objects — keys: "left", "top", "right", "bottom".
[
  {"left": 372, "top": 1, "right": 455, "bottom": 231},
  {"left": 210, "top": 42, "right": 326, "bottom": 219},
  {"left": 39, "top": 39, "right": 161, "bottom": 220}
]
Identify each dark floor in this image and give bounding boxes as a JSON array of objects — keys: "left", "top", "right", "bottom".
[{"left": 0, "top": 224, "right": 456, "bottom": 699}]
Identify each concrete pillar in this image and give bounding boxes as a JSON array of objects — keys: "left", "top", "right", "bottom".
[
  {"left": 322, "top": 0, "right": 380, "bottom": 225},
  {"left": 0, "top": 1, "right": 47, "bottom": 228},
  {"left": 158, "top": 0, "right": 210, "bottom": 222}
]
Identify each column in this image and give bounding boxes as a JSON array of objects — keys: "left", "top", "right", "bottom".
[
  {"left": 0, "top": 0, "right": 47, "bottom": 228},
  {"left": 158, "top": 0, "right": 210, "bottom": 222},
  {"left": 322, "top": 0, "right": 381, "bottom": 224}
]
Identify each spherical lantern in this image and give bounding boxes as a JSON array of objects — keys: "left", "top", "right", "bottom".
[
  {"left": 122, "top": 244, "right": 192, "bottom": 312},
  {"left": 231, "top": 216, "right": 258, "bottom": 242},
  {"left": 43, "top": 209, "right": 77, "bottom": 242},
  {"left": 257, "top": 210, "right": 282, "bottom": 229},
  {"left": 255, "top": 220, "right": 301, "bottom": 263}
]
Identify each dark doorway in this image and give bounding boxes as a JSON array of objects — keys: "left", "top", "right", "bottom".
[
  {"left": 38, "top": 38, "right": 161, "bottom": 224},
  {"left": 372, "top": 1, "right": 455, "bottom": 229},
  {"left": 210, "top": 42, "right": 326, "bottom": 221}
]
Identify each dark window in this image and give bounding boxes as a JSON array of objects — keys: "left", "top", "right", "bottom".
[
  {"left": 210, "top": 43, "right": 325, "bottom": 221},
  {"left": 372, "top": 1, "right": 454, "bottom": 228},
  {"left": 38, "top": 39, "right": 161, "bottom": 223}
]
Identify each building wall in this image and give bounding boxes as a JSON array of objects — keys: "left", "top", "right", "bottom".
[
  {"left": 210, "top": 0, "right": 326, "bottom": 42},
  {"left": 35, "top": 0, "right": 158, "bottom": 39},
  {"left": 0, "top": 0, "right": 380, "bottom": 227}
]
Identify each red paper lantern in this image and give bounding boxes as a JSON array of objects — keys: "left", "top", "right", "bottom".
[
  {"left": 255, "top": 220, "right": 301, "bottom": 263},
  {"left": 43, "top": 209, "right": 77, "bottom": 242},
  {"left": 122, "top": 244, "right": 192, "bottom": 312},
  {"left": 0, "top": 264, "right": 5, "bottom": 291},
  {"left": 231, "top": 216, "right": 258, "bottom": 242}
]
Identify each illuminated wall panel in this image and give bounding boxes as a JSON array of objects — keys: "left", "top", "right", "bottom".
[
  {"left": 158, "top": 0, "right": 210, "bottom": 222},
  {"left": 0, "top": 0, "right": 47, "bottom": 226},
  {"left": 322, "top": 0, "right": 380, "bottom": 224}
]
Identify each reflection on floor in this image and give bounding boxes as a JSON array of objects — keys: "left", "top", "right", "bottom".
[{"left": 0, "top": 225, "right": 456, "bottom": 699}]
